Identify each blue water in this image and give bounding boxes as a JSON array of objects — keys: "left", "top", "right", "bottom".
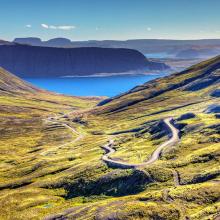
[
  {"left": 145, "top": 52, "right": 173, "bottom": 59},
  {"left": 24, "top": 73, "right": 167, "bottom": 97}
]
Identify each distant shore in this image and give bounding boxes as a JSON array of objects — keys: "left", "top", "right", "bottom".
[{"left": 61, "top": 70, "right": 172, "bottom": 78}]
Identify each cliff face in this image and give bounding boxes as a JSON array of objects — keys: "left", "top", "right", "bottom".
[{"left": 0, "top": 45, "right": 168, "bottom": 77}]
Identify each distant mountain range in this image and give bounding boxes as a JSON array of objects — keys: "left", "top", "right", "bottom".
[
  {"left": 0, "top": 44, "right": 169, "bottom": 77},
  {"left": 13, "top": 37, "right": 220, "bottom": 58},
  {"left": 0, "top": 39, "right": 13, "bottom": 45},
  {"left": 175, "top": 48, "right": 219, "bottom": 59}
]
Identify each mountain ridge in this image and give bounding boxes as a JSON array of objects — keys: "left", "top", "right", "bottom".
[{"left": 13, "top": 37, "right": 220, "bottom": 56}]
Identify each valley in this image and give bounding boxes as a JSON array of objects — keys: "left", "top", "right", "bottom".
[
  {"left": 1, "top": 1, "right": 220, "bottom": 219},
  {"left": 0, "top": 55, "right": 219, "bottom": 219}
]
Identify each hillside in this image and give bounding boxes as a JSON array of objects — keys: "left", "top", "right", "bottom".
[
  {"left": 0, "top": 44, "right": 168, "bottom": 77},
  {"left": 0, "top": 66, "right": 100, "bottom": 107},
  {"left": 0, "top": 67, "right": 39, "bottom": 94},
  {"left": 98, "top": 55, "right": 220, "bottom": 110},
  {"left": 0, "top": 56, "right": 219, "bottom": 220}
]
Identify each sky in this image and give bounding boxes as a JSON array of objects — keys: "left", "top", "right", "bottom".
[{"left": 1, "top": 0, "right": 220, "bottom": 41}]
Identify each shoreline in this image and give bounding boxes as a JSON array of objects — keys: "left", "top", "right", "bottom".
[{"left": 61, "top": 70, "right": 172, "bottom": 78}]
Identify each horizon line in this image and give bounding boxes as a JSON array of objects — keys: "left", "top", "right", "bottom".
[{"left": 4, "top": 37, "right": 220, "bottom": 42}]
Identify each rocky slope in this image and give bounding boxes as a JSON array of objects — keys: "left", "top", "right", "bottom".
[{"left": 0, "top": 44, "right": 168, "bottom": 77}]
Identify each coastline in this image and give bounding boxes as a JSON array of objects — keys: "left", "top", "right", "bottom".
[{"left": 61, "top": 69, "right": 172, "bottom": 78}]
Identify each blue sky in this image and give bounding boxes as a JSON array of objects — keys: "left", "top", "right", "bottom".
[{"left": 1, "top": 0, "right": 220, "bottom": 41}]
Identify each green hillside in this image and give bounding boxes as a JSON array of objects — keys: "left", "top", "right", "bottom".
[{"left": 0, "top": 55, "right": 219, "bottom": 220}]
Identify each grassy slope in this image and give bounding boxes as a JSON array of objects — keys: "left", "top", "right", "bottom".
[
  {"left": 0, "top": 68, "right": 103, "bottom": 219},
  {"left": 0, "top": 55, "right": 220, "bottom": 220}
]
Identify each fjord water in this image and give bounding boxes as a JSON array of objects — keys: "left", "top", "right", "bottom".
[{"left": 24, "top": 73, "right": 167, "bottom": 97}]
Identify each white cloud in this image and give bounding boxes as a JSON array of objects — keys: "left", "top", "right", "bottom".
[
  {"left": 49, "top": 25, "right": 57, "bottom": 29},
  {"left": 25, "top": 24, "right": 32, "bottom": 28},
  {"left": 147, "top": 27, "right": 152, "bottom": 31},
  {"left": 57, "top": 25, "right": 75, "bottom": 30},
  {"left": 95, "top": 27, "right": 100, "bottom": 31},
  {"left": 41, "top": 23, "right": 49, "bottom": 29},
  {"left": 41, "top": 23, "right": 75, "bottom": 30}
]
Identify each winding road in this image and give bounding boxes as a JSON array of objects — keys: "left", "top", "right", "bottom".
[
  {"left": 40, "top": 112, "right": 84, "bottom": 156},
  {"left": 101, "top": 117, "right": 180, "bottom": 169},
  {"left": 42, "top": 112, "right": 179, "bottom": 168}
]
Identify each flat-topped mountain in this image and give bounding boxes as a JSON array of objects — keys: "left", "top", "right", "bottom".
[
  {"left": 13, "top": 37, "right": 42, "bottom": 46},
  {"left": 0, "top": 44, "right": 169, "bottom": 77},
  {"left": 0, "top": 39, "right": 14, "bottom": 45},
  {"left": 14, "top": 37, "right": 73, "bottom": 47}
]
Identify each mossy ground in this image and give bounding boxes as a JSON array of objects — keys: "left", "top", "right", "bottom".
[{"left": 0, "top": 58, "right": 220, "bottom": 219}]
